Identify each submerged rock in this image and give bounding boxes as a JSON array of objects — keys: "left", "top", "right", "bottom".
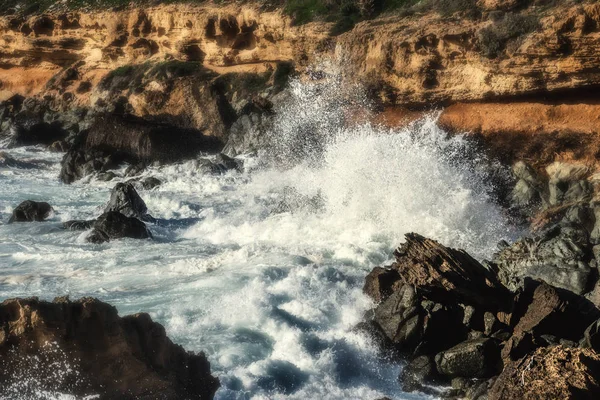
[
  {"left": 63, "top": 219, "right": 95, "bottom": 231},
  {"left": 8, "top": 200, "right": 53, "bottom": 223},
  {"left": 87, "top": 211, "right": 151, "bottom": 243},
  {"left": 0, "top": 151, "right": 38, "bottom": 169},
  {"left": 0, "top": 297, "right": 219, "bottom": 399}
]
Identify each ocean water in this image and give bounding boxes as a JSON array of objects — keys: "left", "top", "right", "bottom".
[{"left": 0, "top": 72, "right": 517, "bottom": 399}]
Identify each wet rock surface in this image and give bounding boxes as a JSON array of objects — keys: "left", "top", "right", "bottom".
[
  {"left": 8, "top": 200, "right": 53, "bottom": 223},
  {"left": 104, "top": 182, "right": 153, "bottom": 222},
  {"left": 0, "top": 297, "right": 219, "bottom": 399},
  {"left": 364, "top": 231, "right": 600, "bottom": 399},
  {"left": 87, "top": 211, "right": 151, "bottom": 243}
]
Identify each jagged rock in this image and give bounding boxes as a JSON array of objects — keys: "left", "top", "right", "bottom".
[
  {"left": 8, "top": 200, "right": 53, "bottom": 223},
  {"left": 492, "top": 221, "right": 595, "bottom": 295},
  {"left": 63, "top": 220, "right": 95, "bottom": 231},
  {"left": 0, "top": 297, "right": 219, "bottom": 399},
  {"left": 502, "top": 280, "right": 600, "bottom": 361},
  {"left": 87, "top": 211, "right": 151, "bottom": 243},
  {"left": 391, "top": 233, "right": 512, "bottom": 311},
  {"left": 435, "top": 338, "right": 501, "bottom": 379},
  {"left": 511, "top": 161, "right": 545, "bottom": 208},
  {"left": 546, "top": 162, "right": 591, "bottom": 206},
  {"left": 489, "top": 346, "right": 600, "bottom": 400},
  {"left": 104, "top": 182, "right": 152, "bottom": 221}
]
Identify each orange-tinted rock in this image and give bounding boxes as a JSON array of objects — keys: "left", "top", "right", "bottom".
[{"left": 0, "top": 297, "right": 219, "bottom": 399}]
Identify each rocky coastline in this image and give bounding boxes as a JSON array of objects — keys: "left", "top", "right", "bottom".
[{"left": 2, "top": 0, "right": 600, "bottom": 398}]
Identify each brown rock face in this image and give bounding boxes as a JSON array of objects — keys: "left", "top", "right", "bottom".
[
  {"left": 391, "top": 233, "right": 511, "bottom": 311},
  {"left": 489, "top": 346, "right": 600, "bottom": 400},
  {"left": 0, "top": 297, "right": 219, "bottom": 399}
]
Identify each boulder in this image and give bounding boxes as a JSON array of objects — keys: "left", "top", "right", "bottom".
[
  {"left": 502, "top": 280, "right": 600, "bottom": 361},
  {"left": 399, "top": 355, "right": 440, "bottom": 394},
  {"left": 8, "top": 200, "right": 53, "bottom": 223},
  {"left": 60, "top": 113, "right": 223, "bottom": 183},
  {"left": 371, "top": 284, "right": 469, "bottom": 356},
  {"left": 87, "top": 211, "right": 151, "bottom": 243},
  {"left": 0, "top": 297, "right": 219, "bottom": 399},
  {"left": 489, "top": 346, "right": 600, "bottom": 400},
  {"left": 363, "top": 266, "right": 402, "bottom": 303},
  {"left": 435, "top": 338, "right": 501, "bottom": 379},
  {"left": 391, "top": 233, "right": 512, "bottom": 311},
  {"left": 104, "top": 182, "right": 153, "bottom": 221},
  {"left": 492, "top": 221, "right": 595, "bottom": 295}
]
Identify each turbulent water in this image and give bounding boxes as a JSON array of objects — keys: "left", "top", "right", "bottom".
[{"left": 0, "top": 71, "right": 517, "bottom": 399}]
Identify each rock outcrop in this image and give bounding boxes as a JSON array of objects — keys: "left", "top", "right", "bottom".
[
  {"left": 0, "top": 297, "right": 219, "bottom": 399},
  {"left": 8, "top": 200, "right": 52, "bottom": 223},
  {"left": 364, "top": 232, "right": 600, "bottom": 399}
]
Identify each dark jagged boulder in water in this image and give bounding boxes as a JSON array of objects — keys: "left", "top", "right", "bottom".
[
  {"left": 87, "top": 211, "right": 151, "bottom": 243},
  {"left": 8, "top": 200, "right": 53, "bottom": 223},
  {"left": 105, "top": 182, "right": 153, "bottom": 221},
  {"left": 60, "top": 113, "right": 223, "bottom": 183},
  {"left": 0, "top": 297, "right": 219, "bottom": 399}
]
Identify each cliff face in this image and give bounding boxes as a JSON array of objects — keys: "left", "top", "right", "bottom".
[
  {"left": 337, "top": 2, "right": 600, "bottom": 106},
  {"left": 1, "top": 1, "right": 600, "bottom": 172},
  {"left": 0, "top": 4, "right": 331, "bottom": 101}
]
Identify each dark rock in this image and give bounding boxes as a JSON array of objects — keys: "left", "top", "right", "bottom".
[
  {"left": 140, "top": 176, "right": 162, "bottom": 189},
  {"left": 489, "top": 346, "right": 600, "bottom": 400},
  {"left": 391, "top": 233, "right": 512, "bottom": 311},
  {"left": 363, "top": 267, "right": 402, "bottom": 303},
  {"left": 0, "top": 297, "right": 219, "bottom": 399},
  {"left": 104, "top": 182, "right": 152, "bottom": 221},
  {"left": 0, "top": 151, "right": 38, "bottom": 169},
  {"left": 502, "top": 280, "right": 600, "bottom": 361},
  {"left": 96, "top": 171, "right": 117, "bottom": 181},
  {"left": 124, "top": 162, "right": 147, "bottom": 177},
  {"left": 63, "top": 220, "right": 95, "bottom": 231},
  {"left": 195, "top": 153, "right": 243, "bottom": 175},
  {"left": 371, "top": 285, "right": 469, "bottom": 356},
  {"left": 87, "top": 211, "right": 151, "bottom": 243},
  {"left": 435, "top": 338, "right": 501, "bottom": 379},
  {"left": 8, "top": 200, "right": 53, "bottom": 223},
  {"left": 399, "top": 355, "right": 440, "bottom": 393},
  {"left": 60, "top": 113, "right": 223, "bottom": 183},
  {"left": 60, "top": 148, "right": 124, "bottom": 184}
]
